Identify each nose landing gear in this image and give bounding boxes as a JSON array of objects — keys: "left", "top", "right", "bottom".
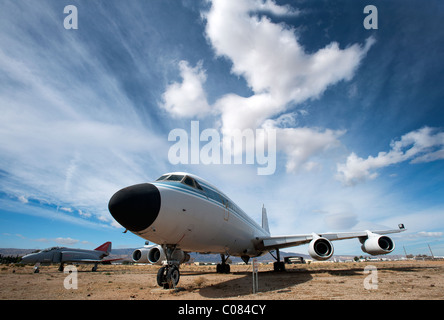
[
  {"left": 156, "top": 245, "right": 181, "bottom": 289},
  {"left": 157, "top": 264, "right": 180, "bottom": 289}
]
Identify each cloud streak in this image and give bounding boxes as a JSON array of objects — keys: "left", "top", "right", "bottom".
[
  {"left": 0, "top": 2, "right": 167, "bottom": 226},
  {"left": 337, "top": 127, "right": 444, "bottom": 185}
]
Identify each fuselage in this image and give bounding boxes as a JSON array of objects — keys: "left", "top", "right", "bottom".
[
  {"left": 21, "top": 247, "right": 106, "bottom": 264},
  {"left": 108, "top": 173, "right": 270, "bottom": 257}
]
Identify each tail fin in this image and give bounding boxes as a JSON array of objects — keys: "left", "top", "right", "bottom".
[
  {"left": 94, "top": 242, "right": 112, "bottom": 253},
  {"left": 262, "top": 205, "right": 270, "bottom": 234}
]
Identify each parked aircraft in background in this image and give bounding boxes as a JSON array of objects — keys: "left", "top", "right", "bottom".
[
  {"left": 108, "top": 172, "right": 406, "bottom": 288},
  {"left": 21, "top": 241, "right": 116, "bottom": 273}
]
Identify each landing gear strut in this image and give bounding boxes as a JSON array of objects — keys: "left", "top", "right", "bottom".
[
  {"left": 157, "top": 245, "right": 181, "bottom": 289},
  {"left": 216, "top": 254, "right": 231, "bottom": 273},
  {"left": 271, "top": 248, "right": 286, "bottom": 272}
]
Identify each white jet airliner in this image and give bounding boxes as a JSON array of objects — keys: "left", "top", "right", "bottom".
[{"left": 108, "top": 172, "right": 405, "bottom": 288}]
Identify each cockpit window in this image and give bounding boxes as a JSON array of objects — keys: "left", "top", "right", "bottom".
[
  {"left": 156, "top": 174, "right": 204, "bottom": 192},
  {"left": 42, "top": 247, "right": 64, "bottom": 252},
  {"left": 166, "top": 174, "right": 184, "bottom": 181},
  {"left": 194, "top": 180, "right": 203, "bottom": 191},
  {"left": 183, "top": 176, "right": 195, "bottom": 187},
  {"left": 180, "top": 175, "right": 204, "bottom": 191}
]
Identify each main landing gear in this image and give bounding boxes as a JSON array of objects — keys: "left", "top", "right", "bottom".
[
  {"left": 270, "top": 248, "right": 286, "bottom": 272},
  {"left": 216, "top": 254, "right": 231, "bottom": 273}
]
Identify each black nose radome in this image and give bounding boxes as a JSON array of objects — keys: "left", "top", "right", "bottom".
[{"left": 108, "top": 183, "right": 161, "bottom": 232}]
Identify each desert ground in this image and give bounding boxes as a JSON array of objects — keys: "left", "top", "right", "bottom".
[{"left": 1, "top": 260, "right": 443, "bottom": 300}]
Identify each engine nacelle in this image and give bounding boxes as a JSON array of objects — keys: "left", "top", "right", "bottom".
[
  {"left": 132, "top": 247, "right": 154, "bottom": 263},
  {"left": 361, "top": 235, "right": 395, "bottom": 255},
  {"left": 308, "top": 237, "right": 334, "bottom": 260},
  {"left": 147, "top": 245, "right": 167, "bottom": 264},
  {"left": 132, "top": 245, "right": 190, "bottom": 265}
]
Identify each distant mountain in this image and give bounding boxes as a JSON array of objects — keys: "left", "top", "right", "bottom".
[{"left": 0, "top": 248, "right": 36, "bottom": 257}]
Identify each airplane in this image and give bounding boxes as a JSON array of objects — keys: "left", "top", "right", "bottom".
[
  {"left": 108, "top": 172, "right": 406, "bottom": 289},
  {"left": 21, "top": 241, "right": 116, "bottom": 273}
]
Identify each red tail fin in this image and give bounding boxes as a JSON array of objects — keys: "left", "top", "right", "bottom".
[{"left": 94, "top": 242, "right": 111, "bottom": 253}]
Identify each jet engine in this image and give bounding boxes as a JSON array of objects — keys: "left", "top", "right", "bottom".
[
  {"left": 361, "top": 234, "right": 395, "bottom": 255},
  {"left": 132, "top": 245, "right": 190, "bottom": 265},
  {"left": 308, "top": 236, "right": 334, "bottom": 260},
  {"left": 132, "top": 247, "right": 153, "bottom": 263}
]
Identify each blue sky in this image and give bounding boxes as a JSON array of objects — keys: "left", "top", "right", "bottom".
[{"left": 1, "top": 0, "right": 443, "bottom": 257}]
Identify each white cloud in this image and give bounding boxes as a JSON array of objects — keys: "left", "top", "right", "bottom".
[
  {"left": 33, "top": 237, "right": 95, "bottom": 247},
  {"left": 53, "top": 237, "right": 79, "bottom": 246},
  {"left": 78, "top": 209, "right": 92, "bottom": 218},
  {"left": 337, "top": 127, "right": 444, "bottom": 185},
  {"left": 160, "top": 60, "right": 211, "bottom": 118},
  {"left": 263, "top": 118, "right": 345, "bottom": 173},
  {"left": 416, "top": 231, "right": 443, "bottom": 238},
  {"left": 160, "top": 0, "right": 373, "bottom": 172},
  {"left": 204, "top": 0, "right": 374, "bottom": 131},
  {"left": 17, "top": 195, "right": 28, "bottom": 204}
]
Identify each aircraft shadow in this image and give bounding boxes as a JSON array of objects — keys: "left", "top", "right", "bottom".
[
  {"left": 304, "top": 265, "right": 429, "bottom": 276},
  {"left": 195, "top": 264, "right": 429, "bottom": 298},
  {"left": 197, "top": 269, "right": 313, "bottom": 298}
]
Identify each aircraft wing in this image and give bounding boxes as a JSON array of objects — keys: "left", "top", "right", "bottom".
[{"left": 259, "top": 224, "right": 406, "bottom": 251}]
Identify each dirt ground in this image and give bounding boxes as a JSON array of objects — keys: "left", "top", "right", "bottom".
[{"left": 1, "top": 260, "right": 443, "bottom": 300}]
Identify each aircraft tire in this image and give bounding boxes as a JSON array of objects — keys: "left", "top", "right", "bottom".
[
  {"left": 157, "top": 266, "right": 167, "bottom": 287},
  {"left": 216, "top": 263, "right": 230, "bottom": 273},
  {"left": 273, "top": 261, "right": 286, "bottom": 272},
  {"left": 167, "top": 265, "right": 180, "bottom": 287}
]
